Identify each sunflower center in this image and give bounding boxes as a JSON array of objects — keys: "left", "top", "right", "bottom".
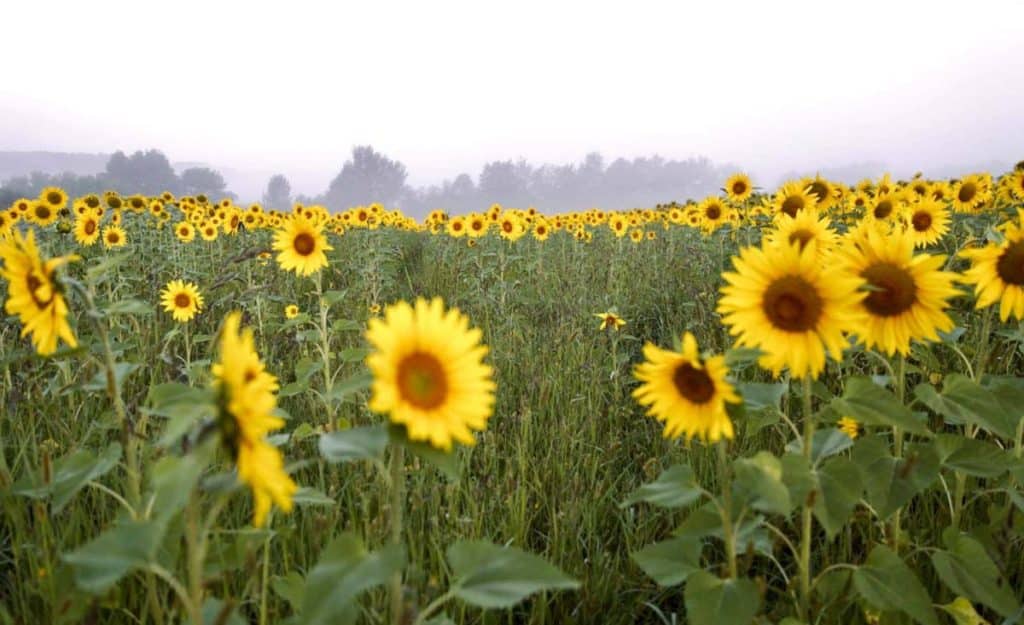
[
  {"left": 503, "top": 221, "right": 513, "bottom": 232},
  {"left": 84, "top": 220, "right": 97, "bottom": 235},
  {"left": 397, "top": 352, "right": 448, "bottom": 410},
  {"left": 706, "top": 205, "right": 721, "bottom": 220},
  {"left": 107, "top": 232, "right": 120, "bottom": 244},
  {"left": 46, "top": 191, "right": 63, "bottom": 206},
  {"left": 862, "top": 262, "right": 917, "bottom": 316},
  {"left": 35, "top": 205, "right": 51, "bottom": 220},
  {"left": 672, "top": 362, "right": 715, "bottom": 404},
  {"left": 26, "top": 272, "right": 53, "bottom": 308},
  {"left": 873, "top": 200, "right": 893, "bottom": 220},
  {"left": 781, "top": 196, "right": 805, "bottom": 217},
  {"left": 174, "top": 293, "right": 191, "bottom": 308},
  {"left": 958, "top": 182, "right": 977, "bottom": 203},
  {"left": 732, "top": 181, "right": 747, "bottom": 195},
  {"left": 788, "top": 229, "right": 815, "bottom": 249},
  {"left": 911, "top": 211, "right": 932, "bottom": 232},
  {"left": 808, "top": 181, "right": 829, "bottom": 203},
  {"left": 293, "top": 233, "right": 316, "bottom": 256},
  {"left": 996, "top": 241, "right": 1024, "bottom": 286},
  {"left": 762, "top": 275, "right": 823, "bottom": 332}
]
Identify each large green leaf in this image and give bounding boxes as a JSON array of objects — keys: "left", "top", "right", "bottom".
[
  {"left": 145, "top": 383, "right": 217, "bottom": 447},
  {"left": 785, "top": 428, "right": 855, "bottom": 465},
  {"left": 631, "top": 536, "right": 703, "bottom": 587},
  {"left": 923, "top": 375, "right": 1017, "bottom": 439},
  {"left": 13, "top": 442, "right": 122, "bottom": 514},
  {"left": 932, "top": 434, "right": 1015, "bottom": 478},
  {"left": 319, "top": 425, "right": 388, "bottom": 463},
  {"left": 930, "top": 529, "right": 1020, "bottom": 617},
  {"left": 831, "top": 377, "right": 929, "bottom": 436},
  {"left": 853, "top": 545, "right": 938, "bottom": 625},
  {"left": 300, "top": 533, "right": 405, "bottom": 625},
  {"left": 733, "top": 451, "right": 792, "bottom": 515},
  {"left": 447, "top": 540, "right": 579, "bottom": 609},
  {"left": 813, "top": 456, "right": 862, "bottom": 538},
  {"left": 851, "top": 435, "right": 939, "bottom": 519},
  {"left": 148, "top": 452, "right": 206, "bottom": 523},
  {"left": 621, "top": 464, "right": 703, "bottom": 509},
  {"left": 683, "top": 570, "right": 760, "bottom": 625},
  {"left": 63, "top": 519, "right": 167, "bottom": 593}
]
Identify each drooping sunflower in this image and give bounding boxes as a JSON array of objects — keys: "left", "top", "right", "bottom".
[
  {"left": 901, "top": 198, "right": 950, "bottom": 248},
  {"left": 837, "top": 228, "right": 959, "bottom": 355},
  {"left": 73, "top": 215, "right": 101, "bottom": 246},
  {"left": 632, "top": 332, "right": 741, "bottom": 443},
  {"left": 366, "top": 297, "right": 496, "bottom": 451},
  {"left": 594, "top": 311, "right": 626, "bottom": 331},
  {"left": 271, "top": 215, "right": 330, "bottom": 275},
  {"left": 212, "top": 312, "right": 296, "bottom": 527},
  {"left": 718, "top": 241, "right": 865, "bottom": 379},
  {"left": 284, "top": 304, "right": 300, "bottom": 319},
  {"left": 960, "top": 209, "right": 1024, "bottom": 321},
  {"left": 0, "top": 229, "right": 79, "bottom": 355},
  {"left": 772, "top": 181, "right": 818, "bottom": 218},
  {"left": 160, "top": 280, "right": 203, "bottom": 323},
  {"left": 102, "top": 225, "right": 127, "bottom": 248},
  {"left": 724, "top": 173, "right": 754, "bottom": 203}
]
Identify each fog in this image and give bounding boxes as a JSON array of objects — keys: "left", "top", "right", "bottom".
[{"left": 1, "top": 0, "right": 1022, "bottom": 211}]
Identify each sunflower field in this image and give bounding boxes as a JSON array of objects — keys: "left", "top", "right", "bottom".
[{"left": 2, "top": 167, "right": 1024, "bottom": 625}]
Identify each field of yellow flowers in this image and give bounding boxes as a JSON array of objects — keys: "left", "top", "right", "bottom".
[{"left": 2, "top": 167, "right": 1024, "bottom": 624}]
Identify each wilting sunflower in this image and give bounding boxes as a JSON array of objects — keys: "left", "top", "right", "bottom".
[
  {"left": 212, "top": 312, "right": 296, "bottom": 527},
  {"left": 594, "top": 311, "right": 626, "bottom": 331},
  {"left": 632, "top": 332, "right": 741, "bottom": 443},
  {"left": 837, "top": 228, "right": 959, "bottom": 356},
  {"left": 160, "top": 280, "right": 203, "bottom": 322},
  {"left": 718, "top": 241, "right": 865, "bottom": 378},
  {"left": 0, "top": 229, "right": 79, "bottom": 355},
  {"left": 724, "top": 173, "right": 754, "bottom": 203},
  {"left": 366, "top": 297, "right": 496, "bottom": 451},
  {"left": 772, "top": 181, "right": 818, "bottom": 218},
  {"left": 960, "top": 210, "right": 1024, "bottom": 321},
  {"left": 284, "top": 304, "right": 300, "bottom": 319},
  {"left": 272, "top": 215, "right": 332, "bottom": 276},
  {"left": 73, "top": 215, "right": 101, "bottom": 246},
  {"left": 902, "top": 198, "right": 950, "bottom": 248},
  {"left": 102, "top": 225, "right": 127, "bottom": 248},
  {"left": 174, "top": 221, "right": 196, "bottom": 243}
]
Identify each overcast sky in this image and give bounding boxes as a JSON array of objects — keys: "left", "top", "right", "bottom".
[{"left": 2, "top": 0, "right": 1022, "bottom": 196}]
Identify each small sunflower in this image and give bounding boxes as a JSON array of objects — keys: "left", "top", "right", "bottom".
[
  {"left": 272, "top": 215, "right": 332, "bottom": 276},
  {"left": 38, "top": 187, "right": 68, "bottom": 212},
  {"left": 284, "top": 304, "right": 300, "bottom": 319},
  {"left": 174, "top": 221, "right": 196, "bottom": 243},
  {"left": 804, "top": 175, "right": 836, "bottom": 210},
  {"left": 160, "top": 280, "right": 203, "bottom": 323},
  {"left": 724, "top": 173, "right": 754, "bottom": 203},
  {"left": 632, "top": 332, "right": 741, "bottom": 443},
  {"left": 837, "top": 416, "right": 860, "bottom": 439},
  {"left": 366, "top": 297, "right": 496, "bottom": 451},
  {"left": 960, "top": 210, "right": 1024, "bottom": 321},
  {"left": 446, "top": 216, "right": 467, "bottom": 238},
  {"left": 698, "top": 197, "right": 730, "bottom": 233},
  {"left": 102, "top": 225, "right": 127, "bottom": 248},
  {"left": 594, "top": 311, "right": 626, "bottom": 331},
  {"left": 902, "top": 198, "right": 950, "bottom": 248},
  {"left": 951, "top": 174, "right": 992, "bottom": 212},
  {"left": 73, "top": 215, "right": 101, "bottom": 246},
  {"left": 27, "top": 201, "right": 59, "bottom": 227}
]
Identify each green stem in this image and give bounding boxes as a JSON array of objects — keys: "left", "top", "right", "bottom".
[
  {"left": 185, "top": 492, "right": 204, "bottom": 625},
  {"left": 259, "top": 530, "right": 272, "bottom": 625},
  {"left": 717, "top": 441, "right": 738, "bottom": 579},
  {"left": 890, "top": 355, "right": 906, "bottom": 548},
  {"left": 389, "top": 445, "right": 406, "bottom": 625},
  {"left": 798, "top": 375, "right": 815, "bottom": 621},
  {"left": 412, "top": 589, "right": 456, "bottom": 625},
  {"left": 315, "top": 272, "right": 334, "bottom": 426},
  {"left": 974, "top": 307, "right": 995, "bottom": 381}
]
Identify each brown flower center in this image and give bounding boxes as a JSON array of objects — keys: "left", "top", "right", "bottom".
[
  {"left": 293, "top": 232, "right": 315, "bottom": 255},
  {"left": 46, "top": 191, "right": 63, "bottom": 206},
  {"left": 862, "top": 262, "right": 917, "bottom": 316},
  {"left": 762, "top": 275, "right": 823, "bottom": 332},
  {"left": 911, "top": 211, "right": 932, "bottom": 232},
  {"left": 673, "top": 362, "right": 715, "bottom": 404},
  {"left": 873, "top": 199, "right": 893, "bottom": 220},
  {"left": 107, "top": 232, "right": 120, "bottom": 244},
  {"left": 397, "top": 352, "right": 448, "bottom": 410},
  {"left": 174, "top": 293, "right": 191, "bottom": 308},
  {"left": 706, "top": 205, "right": 722, "bottom": 220},
  {"left": 732, "top": 181, "right": 747, "bottom": 195},
  {"left": 84, "top": 219, "right": 97, "bottom": 235},
  {"left": 788, "top": 229, "right": 815, "bottom": 249},
  {"left": 26, "top": 271, "right": 53, "bottom": 308},
  {"left": 958, "top": 182, "right": 977, "bottom": 203},
  {"left": 996, "top": 241, "right": 1024, "bottom": 286},
  {"left": 781, "top": 195, "right": 805, "bottom": 218},
  {"left": 808, "top": 181, "right": 829, "bottom": 203},
  {"left": 35, "top": 204, "right": 51, "bottom": 220}
]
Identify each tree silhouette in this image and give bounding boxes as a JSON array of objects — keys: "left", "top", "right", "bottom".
[
  {"left": 180, "top": 167, "right": 228, "bottom": 198},
  {"left": 104, "top": 150, "right": 179, "bottom": 195},
  {"left": 262, "top": 174, "right": 292, "bottom": 209},
  {"left": 325, "top": 146, "right": 408, "bottom": 211}
]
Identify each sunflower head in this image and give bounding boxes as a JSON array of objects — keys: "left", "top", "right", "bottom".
[
  {"left": 160, "top": 280, "right": 203, "bottom": 323},
  {"left": 272, "top": 215, "right": 333, "bottom": 276},
  {"left": 102, "top": 225, "right": 127, "bottom": 248},
  {"left": 284, "top": 304, "right": 300, "bottom": 319}
]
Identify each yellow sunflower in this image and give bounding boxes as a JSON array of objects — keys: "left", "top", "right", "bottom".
[
  {"left": 699, "top": 196, "right": 730, "bottom": 233},
  {"left": 498, "top": 214, "right": 527, "bottom": 242},
  {"left": 212, "top": 312, "right": 295, "bottom": 527},
  {"left": 160, "top": 280, "right": 203, "bottom": 323},
  {"left": 284, "top": 304, "right": 300, "bottom": 319},
  {"left": 803, "top": 175, "right": 836, "bottom": 210},
  {"left": 772, "top": 181, "right": 818, "bottom": 218},
  {"left": 960, "top": 210, "right": 1024, "bottom": 321},
  {"left": 594, "top": 311, "right": 626, "bottom": 331},
  {"left": 38, "top": 187, "right": 68, "bottom": 213},
  {"left": 632, "top": 332, "right": 741, "bottom": 442},
  {"left": 951, "top": 173, "right": 992, "bottom": 212},
  {"left": 27, "top": 201, "right": 59, "bottom": 227},
  {"left": 73, "top": 215, "right": 101, "bottom": 246},
  {"left": 718, "top": 241, "right": 865, "bottom": 379},
  {"left": 174, "top": 221, "right": 196, "bottom": 243},
  {"left": 837, "top": 416, "right": 860, "bottom": 439},
  {"left": 272, "top": 215, "right": 332, "bottom": 276},
  {"left": 837, "top": 228, "right": 959, "bottom": 356},
  {"left": 0, "top": 229, "right": 79, "bottom": 355},
  {"left": 102, "top": 225, "right": 127, "bottom": 248},
  {"left": 724, "top": 173, "right": 754, "bottom": 203},
  {"left": 765, "top": 210, "right": 838, "bottom": 257},
  {"left": 366, "top": 297, "right": 496, "bottom": 451},
  {"left": 446, "top": 216, "right": 468, "bottom": 238},
  {"left": 901, "top": 198, "right": 950, "bottom": 248},
  {"left": 199, "top": 222, "right": 219, "bottom": 241}
]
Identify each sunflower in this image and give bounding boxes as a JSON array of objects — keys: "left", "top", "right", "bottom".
[
  {"left": 532, "top": 219, "right": 551, "bottom": 241},
  {"left": 837, "top": 416, "right": 860, "bottom": 439},
  {"left": 0, "top": 229, "right": 79, "bottom": 355},
  {"left": 765, "top": 210, "right": 838, "bottom": 257},
  {"left": 724, "top": 173, "right": 753, "bottom": 203},
  {"left": 772, "top": 181, "right": 818, "bottom": 218},
  {"left": 837, "top": 228, "right": 959, "bottom": 356},
  {"left": 446, "top": 216, "right": 467, "bottom": 238},
  {"left": 960, "top": 210, "right": 1024, "bottom": 321},
  {"left": 74, "top": 215, "right": 101, "bottom": 246},
  {"left": 594, "top": 311, "right": 626, "bottom": 331},
  {"left": 102, "top": 225, "right": 127, "bottom": 248},
  {"left": 200, "top": 223, "right": 219, "bottom": 241},
  {"left": 1008, "top": 170, "right": 1024, "bottom": 201},
  {"left": 609, "top": 215, "right": 628, "bottom": 237},
  {"left": 466, "top": 213, "right": 489, "bottom": 238},
  {"left": 38, "top": 187, "right": 68, "bottom": 213},
  {"left": 284, "top": 304, "right": 300, "bottom": 319},
  {"left": 498, "top": 214, "right": 527, "bottom": 242},
  {"left": 366, "top": 297, "right": 496, "bottom": 451},
  {"left": 174, "top": 221, "right": 196, "bottom": 243},
  {"left": 804, "top": 175, "right": 836, "bottom": 210},
  {"left": 718, "top": 241, "right": 865, "bottom": 379},
  {"left": 27, "top": 201, "right": 59, "bottom": 227},
  {"left": 902, "top": 198, "right": 949, "bottom": 248},
  {"left": 698, "top": 197, "right": 730, "bottom": 232},
  {"left": 272, "top": 215, "right": 332, "bottom": 276},
  {"left": 632, "top": 332, "right": 741, "bottom": 442},
  {"left": 951, "top": 174, "right": 992, "bottom": 212},
  {"left": 629, "top": 228, "right": 644, "bottom": 243},
  {"left": 867, "top": 192, "right": 902, "bottom": 223},
  {"left": 212, "top": 312, "right": 295, "bottom": 527},
  {"left": 160, "top": 280, "right": 203, "bottom": 322}
]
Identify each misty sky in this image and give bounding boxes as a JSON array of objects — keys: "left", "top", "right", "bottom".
[{"left": 2, "top": 0, "right": 1022, "bottom": 196}]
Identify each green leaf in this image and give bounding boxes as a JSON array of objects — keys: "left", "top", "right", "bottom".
[
  {"left": 331, "top": 319, "right": 363, "bottom": 332},
  {"left": 621, "top": 464, "right": 702, "bottom": 509},
  {"left": 300, "top": 533, "right": 405, "bottom": 625},
  {"left": 673, "top": 502, "right": 772, "bottom": 555},
  {"left": 105, "top": 299, "right": 153, "bottom": 316},
  {"left": 733, "top": 451, "right": 792, "bottom": 515},
  {"left": 319, "top": 425, "right": 388, "bottom": 463},
  {"left": 83, "top": 362, "right": 141, "bottom": 392},
  {"left": 447, "top": 540, "right": 579, "bottom": 609},
  {"left": 851, "top": 435, "right": 939, "bottom": 519},
  {"left": 338, "top": 347, "right": 369, "bottom": 363},
  {"left": 928, "top": 375, "right": 1017, "bottom": 439},
  {"left": 322, "top": 290, "right": 346, "bottom": 306},
  {"left": 630, "top": 536, "right": 703, "bottom": 587},
  {"left": 831, "top": 377, "right": 929, "bottom": 436},
  {"left": 291, "top": 487, "right": 335, "bottom": 507},
  {"left": 813, "top": 456, "right": 862, "bottom": 538},
  {"left": 145, "top": 383, "right": 216, "bottom": 447},
  {"left": 85, "top": 251, "right": 134, "bottom": 283},
  {"left": 63, "top": 519, "right": 167, "bottom": 594},
  {"left": 683, "top": 570, "right": 760, "bottom": 625},
  {"left": 327, "top": 371, "right": 373, "bottom": 403},
  {"left": 933, "top": 434, "right": 1015, "bottom": 478},
  {"left": 201, "top": 597, "right": 246, "bottom": 625},
  {"left": 785, "top": 428, "right": 854, "bottom": 465},
  {"left": 853, "top": 544, "right": 938, "bottom": 625},
  {"left": 737, "top": 381, "right": 787, "bottom": 411},
  {"left": 930, "top": 529, "right": 1020, "bottom": 617},
  {"left": 272, "top": 571, "right": 306, "bottom": 612},
  {"left": 149, "top": 451, "right": 206, "bottom": 523},
  {"left": 13, "top": 443, "right": 122, "bottom": 513}
]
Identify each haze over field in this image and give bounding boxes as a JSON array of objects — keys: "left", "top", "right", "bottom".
[{"left": 1, "top": 0, "right": 1022, "bottom": 206}]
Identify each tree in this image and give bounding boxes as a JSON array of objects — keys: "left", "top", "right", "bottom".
[
  {"left": 324, "top": 146, "right": 408, "bottom": 211},
  {"left": 180, "top": 167, "right": 228, "bottom": 198},
  {"left": 104, "top": 149, "right": 179, "bottom": 195},
  {"left": 478, "top": 160, "right": 533, "bottom": 207},
  {"left": 261, "top": 174, "right": 292, "bottom": 210}
]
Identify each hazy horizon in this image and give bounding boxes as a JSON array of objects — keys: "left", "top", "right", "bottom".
[{"left": 2, "top": 0, "right": 1022, "bottom": 201}]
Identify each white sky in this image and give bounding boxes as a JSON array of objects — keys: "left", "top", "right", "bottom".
[{"left": 2, "top": 0, "right": 1022, "bottom": 196}]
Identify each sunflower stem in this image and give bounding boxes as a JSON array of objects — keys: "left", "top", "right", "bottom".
[
  {"left": 973, "top": 306, "right": 994, "bottom": 381},
  {"left": 185, "top": 491, "right": 205, "bottom": 625},
  {"left": 798, "top": 374, "right": 815, "bottom": 621},
  {"left": 890, "top": 355, "right": 906, "bottom": 548},
  {"left": 314, "top": 272, "right": 334, "bottom": 426},
  {"left": 716, "top": 441, "right": 738, "bottom": 579},
  {"left": 389, "top": 444, "right": 406, "bottom": 625}
]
